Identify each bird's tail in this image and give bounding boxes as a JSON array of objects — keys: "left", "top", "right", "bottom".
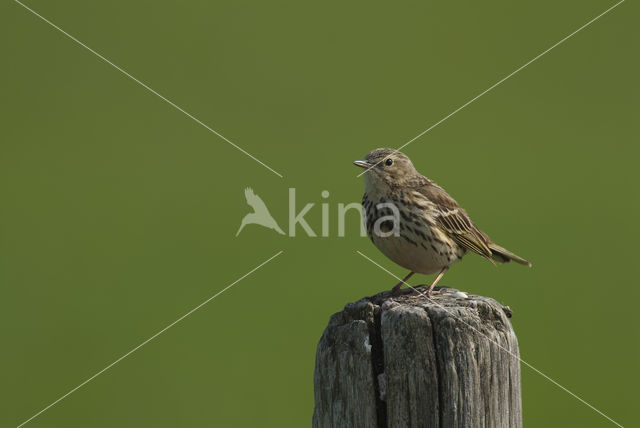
[
  {"left": 488, "top": 243, "right": 532, "bottom": 267},
  {"left": 235, "top": 218, "right": 247, "bottom": 237},
  {"left": 272, "top": 224, "right": 285, "bottom": 235}
]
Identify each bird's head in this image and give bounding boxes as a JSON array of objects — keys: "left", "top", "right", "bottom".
[{"left": 354, "top": 148, "right": 418, "bottom": 188}]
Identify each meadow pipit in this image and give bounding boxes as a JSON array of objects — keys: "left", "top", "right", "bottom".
[{"left": 355, "top": 148, "right": 531, "bottom": 296}]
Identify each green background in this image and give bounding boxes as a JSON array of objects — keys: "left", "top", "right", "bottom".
[{"left": 2, "top": 0, "right": 638, "bottom": 426}]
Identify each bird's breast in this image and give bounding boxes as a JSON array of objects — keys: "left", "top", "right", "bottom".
[{"left": 362, "top": 192, "right": 464, "bottom": 274}]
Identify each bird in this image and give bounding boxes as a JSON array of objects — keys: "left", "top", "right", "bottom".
[
  {"left": 236, "top": 187, "right": 285, "bottom": 236},
  {"left": 354, "top": 148, "right": 531, "bottom": 296}
]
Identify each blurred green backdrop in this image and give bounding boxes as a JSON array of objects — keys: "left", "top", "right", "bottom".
[{"left": 1, "top": 0, "right": 638, "bottom": 426}]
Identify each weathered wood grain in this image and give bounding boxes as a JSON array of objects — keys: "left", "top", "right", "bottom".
[{"left": 313, "top": 286, "right": 522, "bottom": 428}]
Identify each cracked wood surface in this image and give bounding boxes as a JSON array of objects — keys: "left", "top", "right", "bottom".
[{"left": 313, "top": 286, "right": 522, "bottom": 428}]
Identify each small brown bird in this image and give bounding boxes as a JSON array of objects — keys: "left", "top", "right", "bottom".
[{"left": 354, "top": 148, "right": 531, "bottom": 295}]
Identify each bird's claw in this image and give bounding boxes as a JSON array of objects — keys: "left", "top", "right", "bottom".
[{"left": 408, "top": 289, "right": 440, "bottom": 299}]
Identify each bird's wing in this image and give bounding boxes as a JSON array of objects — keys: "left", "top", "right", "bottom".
[
  {"left": 414, "top": 178, "right": 493, "bottom": 260},
  {"left": 244, "top": 187, "right": 270, "bottom": 213}
]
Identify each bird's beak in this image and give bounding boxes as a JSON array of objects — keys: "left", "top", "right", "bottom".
[{"left": 353, "top": 160, "right": 372, "bottom": 169}]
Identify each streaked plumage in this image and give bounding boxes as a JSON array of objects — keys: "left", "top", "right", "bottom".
[{"left": 355, "top": 148, "right": 530, "bottom": 295}]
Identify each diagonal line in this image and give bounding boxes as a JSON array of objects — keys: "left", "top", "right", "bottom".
[
  {"left": 16, "top": 250, "right": 284, "bottom": 428},
  {"left": 357, "top": 0, "right": 625, "bottom": 177},
  {"left": 14, "top": 0, "right": 284, "bottom": 179},
  {"left": 356, "top": 250, "right": 624, "bottom": 428}
]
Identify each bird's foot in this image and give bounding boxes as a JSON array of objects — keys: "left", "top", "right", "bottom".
[
  {"left": 371, "top": 287, "right": 413, "bottom": 305},
  {"left": 408, "top": 288, "right": 440, "bottom": 299},
  {"left": 380, "top": 287, "right": 414, "bottom": 299}
]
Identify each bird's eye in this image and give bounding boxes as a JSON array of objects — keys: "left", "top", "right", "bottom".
[{"left": 385, "top": 158, "right": 393, "bottom": 166}]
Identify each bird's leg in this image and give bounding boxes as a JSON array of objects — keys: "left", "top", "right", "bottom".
[
  {"left": 425, "top": 266, "right": 449, "bottom": 296},
  {"left": 391, "top": 271, "right": 415, "bottom": 295}
]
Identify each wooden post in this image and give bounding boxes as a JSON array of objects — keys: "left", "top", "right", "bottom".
[{"left": 313, "top": 286, "right": 522, "bottom": 428}]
